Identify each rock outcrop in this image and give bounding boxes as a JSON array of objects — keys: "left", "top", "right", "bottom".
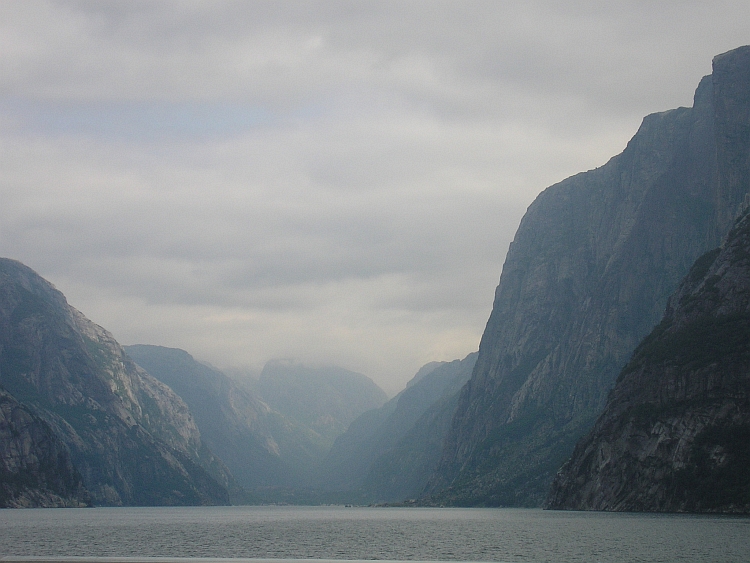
[
  {"left": 0, "top": 258, "right": 230, "bottom": 506},
  {"left": 425, "top": 45, "right": 750, "bottom": 506},
  {"left": 546, "top": 207, "right": 750, "bottom": 513},
  {"left": 0, "top": 387, "right": 90, "bottom": 507}
]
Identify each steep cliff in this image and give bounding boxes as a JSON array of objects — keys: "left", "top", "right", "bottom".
[
  {"left": 0, "top": 387, "right": 90, "bottom": 507},
  {"left": 546, "top": 208, "right": 750, "bottom": 513},
  {"left": 0, "top": 258, "right": 229, "bottom": 506},
  {"left": 425, "top": 46, "right": 750, "bottom": 506},
  {"left": 126, "top": 345, "right": 327, "bottom": 493}
]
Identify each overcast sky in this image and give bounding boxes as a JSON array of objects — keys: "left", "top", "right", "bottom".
[{"left": 1, "top": 1, "right": 748, "bottom": 395}]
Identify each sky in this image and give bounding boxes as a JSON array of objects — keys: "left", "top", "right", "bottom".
[{"left": 1, "top": 1, "right": 749, "bottom": 395}]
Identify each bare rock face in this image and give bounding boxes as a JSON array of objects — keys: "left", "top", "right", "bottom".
[
  {"left": 0, "top": 387, "right": 90, "bottom": 507},
  {"left": 546, "top": 208, "right": 750, "bottom": 513},
  {"left": 0, "top": 258, "right": 230, "bottom": 506},
  {"left": 425, "top": 45, "right": 750, "bottom": 506}
]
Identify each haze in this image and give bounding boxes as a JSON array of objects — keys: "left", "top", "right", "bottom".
[{"left": 1, "top": 1, "right": 747, "bottom": 395}]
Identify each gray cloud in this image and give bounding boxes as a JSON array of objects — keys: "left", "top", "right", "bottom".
[{"left": 1, "top": 1, "right": 749, "bottom": 394}]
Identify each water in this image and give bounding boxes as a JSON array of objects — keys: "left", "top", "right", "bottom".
[{"left": 0, "top": 506, "right": 748, "bottom": 563}]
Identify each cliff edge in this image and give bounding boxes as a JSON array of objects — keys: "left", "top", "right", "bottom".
[{"left": 425, "top": 45, "right": 750, "bottom": 506}]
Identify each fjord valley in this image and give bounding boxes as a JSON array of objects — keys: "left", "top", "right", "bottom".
[
  {"left": 0, "top": 265, "right": 388, "bottom": 506},
  {"left": 124, "top": 345, "right": 388, "bottom": 499},
  {"left": 2, "top": 45, "right": 750, "bottom": 513},
  {"left": 315, "top": 352, "right": 477, "bottom": 503}
]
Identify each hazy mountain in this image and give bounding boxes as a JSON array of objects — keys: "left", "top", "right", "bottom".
[
  {"left": 425, "top": 45, "right": 750, "bottom": 506},
  {"left": 547, "top": 207, "right": 750, "bottom": 513},
  {"left": 0, "top": 258, "right": 230, "bottom": 506},
  {"left": 318, "top": 353, "right": 476, "bottom": 502},
  {"left": 362, "top": 353, "right": 478, "bottom": 502},
  {"left": 256, "top": 360, "right": 388, "bottom": 450},
  {"left": 125, "top": 345, "right": 328, "bottom": 494}
]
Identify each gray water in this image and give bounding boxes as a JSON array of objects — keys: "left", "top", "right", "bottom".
[{"left": 0, "top": 506, "right": 748, "bottom": 563}]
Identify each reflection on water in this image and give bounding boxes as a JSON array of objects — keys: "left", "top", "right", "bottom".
[{"left": 0, "top": 506, "right": 748, "bottom": 563}]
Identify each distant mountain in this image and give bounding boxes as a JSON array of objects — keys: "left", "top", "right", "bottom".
[
  {"left": 318, "top": 353, "right": 476, "bottom": 502},
  {"left": 0, "top": 258, "right": 230, "bottom": 506},
  {"left": 256, "top": 360, "right": 388, "bottom": 450},
  {"left": 125, "top": 345, "right": 328, "bottom": 494},
  {"left": 547, "top": 207, "right": 750, "bottom": 513},
  {"left": 425, "top": 45, "right": 750, "bottom": 506}
]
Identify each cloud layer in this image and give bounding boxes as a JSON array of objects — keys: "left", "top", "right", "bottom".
[{"left": 2, "top": 1, "right": 748, "bottom": 394}]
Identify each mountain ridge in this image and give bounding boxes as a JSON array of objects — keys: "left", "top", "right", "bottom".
[
  {"left": 0, "top": 258, "right": 230, "bottom": 506},
  {"left": 424, "top": 45, "right": 750, "bottom": 507},
  {"left": 317, "top": 352, "right": 476, "bottom": 502},
  {"left": 256, "top": 359, "right": 388, "bottom": 451},
  {"left": 125, "top": 344, "right": 335, "bottom": 495}
]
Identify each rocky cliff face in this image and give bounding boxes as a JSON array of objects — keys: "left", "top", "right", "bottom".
[
  {"left": 425, "top": 45, "right": 750, "bottom": 506},
  {"left": 546, "top": 208, "right": 750, "bottom": 513},
  {"left": 0, "top": 258, "right": 229, "bottom": 506},
  {"left": 0, "top": 387, "right": 90, "bottom": 507}
]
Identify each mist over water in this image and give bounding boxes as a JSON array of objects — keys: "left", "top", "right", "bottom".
[{"left": 1, "top": 506, "right": 748, "bottom": 563}]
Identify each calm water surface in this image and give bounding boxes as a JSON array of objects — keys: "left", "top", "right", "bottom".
[{"left": 0, "top": 506, "right": 748, "bottom": 563}]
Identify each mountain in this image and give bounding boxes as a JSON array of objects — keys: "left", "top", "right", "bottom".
[
  {"left": 424, "top": 45, "right": 750, "bottom": 506},
  {"left": 546, "top": 207, "right": 750, "bottom": 513},
  {"left": 361, "top": 353, "right": 478, "bottom": 502},
  {"left": 318, "top": 353, "right": 476, "bottom": 502},
  {"left": 125, "top": 345, "right": 327, "bottom": 493},
  {"left": 0, "top": 387, "right": 90, "bottom": 508},
  {"left": 0, "top": 258, "right": 230, "bottom": 506},
  {"left": 256, "top": 360, "right": 388, "bottom": 450}
]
